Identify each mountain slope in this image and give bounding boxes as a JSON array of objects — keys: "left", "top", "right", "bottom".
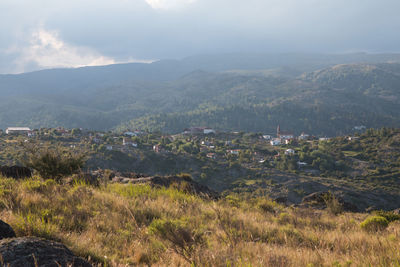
[{"left": 1, "top": 54, "right": 400, "bottom": 133}]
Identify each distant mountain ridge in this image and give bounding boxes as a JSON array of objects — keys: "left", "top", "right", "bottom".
[{"left": 1, "top": 53, "right": 400, "bottom": 134}]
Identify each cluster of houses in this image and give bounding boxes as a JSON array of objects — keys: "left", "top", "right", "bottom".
[
  {"left": 183, "top": 127, "right": 216, "bottom": 135},
  {"left": 263, "top": 125, "right": 311, "bottom": 146}
]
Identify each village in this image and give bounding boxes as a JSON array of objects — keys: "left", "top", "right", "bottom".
[{"left": 0, "top": 125, "right": 367, "bottom": 176}]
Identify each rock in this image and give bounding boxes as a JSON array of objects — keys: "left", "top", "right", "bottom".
[
  {"left": 0, "top": 237, "right": 92, "bottom": 267},
  {"left": 0, "top": 220, "right": 16, "bottom": 239}
]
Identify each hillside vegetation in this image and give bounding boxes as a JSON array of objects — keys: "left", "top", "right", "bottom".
[
  {"left": 0, "top": 176, "right": 399, "bottom": 266},
  {"left": 1, "top": 54, "right": 400, "bottom": 135}
]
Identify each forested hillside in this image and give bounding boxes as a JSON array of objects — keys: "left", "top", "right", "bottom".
[{"left": 1, "top": 53, "right": 400, "bottom": 135}]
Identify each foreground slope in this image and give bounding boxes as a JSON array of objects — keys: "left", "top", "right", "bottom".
[{"left": 0, "top": 176, "right": 399, "bottom": 266}]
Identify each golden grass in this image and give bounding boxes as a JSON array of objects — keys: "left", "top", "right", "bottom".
[{"left": 0, "top": 176, "right": 399, "bottom": 266}]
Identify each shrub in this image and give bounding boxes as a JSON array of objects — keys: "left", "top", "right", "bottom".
[
  {"left": 149, "top": 219, "right": 204, "bottom": 264},
  {"left": 373, "top": 210, "right": 400, "bottom": 223},
  {"left": 360, "top": 216, "right": 389, "bottom": 232},
  {"left": 24, "top": 147, "right": 86, "bottom": 182},
  {"left": 322, "top": 192, "right": 343, "bottom": 215},
  {"left": 257, "top": 199, "right": 278, "bottom": 214}
]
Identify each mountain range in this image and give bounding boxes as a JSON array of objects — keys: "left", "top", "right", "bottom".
[{"left": 1, "top": 53, "right": 400, "bottom": 135}]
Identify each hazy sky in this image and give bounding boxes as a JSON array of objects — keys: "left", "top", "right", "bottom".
[{"left": 1, "top": 0, "right": 399, "bottom": 73}]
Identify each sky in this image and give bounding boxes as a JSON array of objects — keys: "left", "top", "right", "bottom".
[{"left": 0, "top": 0, "right": 400, "bottom": 74}]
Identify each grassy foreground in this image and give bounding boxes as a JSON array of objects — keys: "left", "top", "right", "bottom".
[{"left": 0, "top": 176, "right": 399, "bottom": 266}]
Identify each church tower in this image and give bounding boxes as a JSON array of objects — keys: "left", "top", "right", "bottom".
[{"left": 277, "top": 124, "right": 280, "bottom": 137}]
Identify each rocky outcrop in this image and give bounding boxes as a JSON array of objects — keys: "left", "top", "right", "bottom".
[
  {"left": 0, "top": 237, "right": 91, "bottom": 267},
  {"left": 0, "top": 166, "right": 32, "bottom": 179},
  {"left": 0, "top": 220, "right": 16, "bottom": 239}
]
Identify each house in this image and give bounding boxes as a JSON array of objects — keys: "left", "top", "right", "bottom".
[
  {"left": 263, "top": 135, "right": 272, "bottom": 140},
  {"left": 122, "top": 137, "right": 133, "bottom": 146},
  {"left": 6, "top": 127, "right": 31, "bottom": 135},
  {"left": 206, "top": 153, "right": 216, "bottom": 159},
  {"left": 201, "top": 141, "right": 212, "bottom": 146},
  {"left": 204, "top": 128, "right": 216, "bottom": 135},
  {"left": 319, "top": 137, "right": 330, "bottom": 141},
  {"left": 284, "top": 139, "right": 293, "bottom": 145},
  {"left": 270, "top": 139, "right": 281, "bottom": 146},
  {"left": 348, "top": 136, "right": 359, "bottom": 141},
  {"left": 297, "top": 161, "right": 308, "bottom": 167},
  {"left": 285, "top": 149, "right": 295, "bottom": 155},
  {"left": 124, "top": 130, "right": 142, "bottom": 137},
  {"left": 228, "top": 149, "right": 240, "bottom": 155},
  {"left": 298, "top": 133, "right": 310, "bottom": 140},
  {"left": 124, "top": 131, "right": 136, "bottom": 137},
  {"left": 106, "top": 145, "right": 113, "bottom": 151},
  {"left": 276, "top": 125, "right": 294, "bottom": 140},
  {"left": 153, "top": 144, "right": 161, "bottom": 153},
  {"left": 27, "top": 131, "right": 36, "bottom": 137}
]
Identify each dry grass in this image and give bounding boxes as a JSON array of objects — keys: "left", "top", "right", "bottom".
[{"left": 0, "top": 176, "right": 399, "bottom": 266}]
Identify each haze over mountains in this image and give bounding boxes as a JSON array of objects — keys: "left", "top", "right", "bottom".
[{"left": 1, "top": 53, "right": 400, "bottom": 135}]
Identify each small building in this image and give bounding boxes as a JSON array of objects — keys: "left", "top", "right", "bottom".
[
  {"left": 204, "top": 128, "right": 216, "bottom": 134},
  {"left": 27, "top": 131, "right": 36, "bottom": 137},
  {"left": 297, "top": 161, "right": 308, "bottom": 167},
  {"left": 153, "top": 144, "right": 161, "bottom": 153},
  {"left": 285, "top": 149, "right": 295, "bottom": 155},
  {"left": 106, "top": 145, "right": 113, "bottom": 151},
  {"left": 347, "top": 136, "right": 359, "bottom": 141},
  {"left": 319, "top": 137, "right": 330, "bottom": 142},
  {"left": 298, "top": 133, "right": 310, "bottom": 140},
  {"left": 228, "top": 149, "right": 240, "bottom": 155},
  {"left": 284, "top": 139, "right": 293, "bottom": 145},
  {"left": 124, "top": 131, "right": 136, "bottom": 137},
  {"left": 206, "top": 153, "right": 216, "bottom": 159},
  {"left": 6, "top": 127, "right": 31, "bottom": 135},
  {"left": 276, "top": 125, "right": 294, "bottom": 140},
  {"left": 263, "top": 135, "right": 272, "bottom": 140},
  {"left": 270, "top": 139, "right": 281, "bottom": 146}
]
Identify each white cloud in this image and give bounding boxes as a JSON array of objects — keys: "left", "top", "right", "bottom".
[
  {"left": 11, "top": 27, "right": 116, "bottom": 73},
  {"left": 145, "top": 0, "right": 196, "bottom": 10}
]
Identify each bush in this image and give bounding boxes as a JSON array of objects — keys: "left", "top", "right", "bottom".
[
  {"left": 149, "top": 219, "right": 204, "bottom": 264},
  {"left": 360, "top": 216, "right": 389, "bottom": 232},
  {"left": 373, "top": 210, "right": 400, "bottom": 223},
  {"left": 322, "top": 192, "right": 343, "bottom": 215},
  {"left": 24, "top": 147, "right": 86, "bottom": 182}
]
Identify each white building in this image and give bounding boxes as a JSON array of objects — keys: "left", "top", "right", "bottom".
[
  {"left": 285, "top": 149, "right": 295, "bottom": 155},
  {"left": 298, "top": 133, "right": 310, "bottom": 140},
  {"left": 6, "top": 127, "right": 31, "bottom": 135},
  {"left": 263, "top": 135, "right": 272, "bottom": 140},
  {"left": 270, "top": 139, "right": 281, "bottom": 146},
  {"left": 204, "top": 128, "right": 216, "bottom": 134}
]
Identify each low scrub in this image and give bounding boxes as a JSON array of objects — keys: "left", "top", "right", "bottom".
[
  {"left": 24, "top": 146, "right": 86, "bottom": 182},
  {"left": 0, "top": 177, "right": 399, "bottom": 266},
  {"left": 360, "top": 216, "right": 389, "bottom": 232}
]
